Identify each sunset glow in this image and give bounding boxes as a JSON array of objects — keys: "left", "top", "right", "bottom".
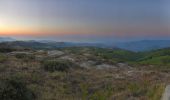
[{"left": 0, "top": 0, "right": 170, "bottom": 42}]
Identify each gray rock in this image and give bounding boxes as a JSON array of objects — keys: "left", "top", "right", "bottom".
[
  {"left": 59, "top": 55, "right": 75, "bottom": 62},
  {"left": 80, "top": 61, "right": 96, "bottom": 68},
  {"left": 162, "top": 85, "right": 170, "bottom": 100},
  {"left": 96, "top": 64, "right": 116, "bottom": 69},
  {"left": 8, "top": 51, "right": 33, "bottom": 55},
  {"left": 47, "top": 50, "right": 64, "bottom": 57}
]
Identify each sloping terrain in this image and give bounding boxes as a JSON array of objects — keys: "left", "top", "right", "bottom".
[
  {"left": 0, "top": 46, "right": 170, "bottom": 100},
  {"left": 115, "top": 40, "right": 170, "bottom": 52}
]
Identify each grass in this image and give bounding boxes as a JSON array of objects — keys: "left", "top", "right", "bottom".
[
  {"left": 0, "top": 47, "right": 169, "bottom": 100},
  {"left": 15, "top": 53, "right": 35, "bottom": 62},
  {"left": 0, "top": 76, "right": 35, "bottom": 100},
  {"left": 147, "top": 84, "right": 165, "bottom": 100},
  {"left": 0, "top": 54, "right": 7, "bottom": 63},
  {"left": 42, "top": 60, "right": 77, "bottom": 72},
  {"left": 139, "top": 56, "right": 170, "bottom": 65}
]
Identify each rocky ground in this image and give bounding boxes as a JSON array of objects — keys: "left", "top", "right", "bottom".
[{"left": 0, "top": 47, "right": 169, "bottom": 100}]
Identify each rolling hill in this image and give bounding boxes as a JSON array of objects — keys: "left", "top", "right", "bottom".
[{"left": 114, "top": 40, "right": 170, "bottom": 52}]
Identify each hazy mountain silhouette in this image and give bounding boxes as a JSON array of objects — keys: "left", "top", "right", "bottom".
[
  {"left": 114, "top": 40, "right": 170, "bottom": 52},
  {"left": 0, "top": 37, "right": 15, "bottom": 42}
]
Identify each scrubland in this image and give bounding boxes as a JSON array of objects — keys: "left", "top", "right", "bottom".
[{"left": 0, "top": 47, "right": 170, "bottom": 100}]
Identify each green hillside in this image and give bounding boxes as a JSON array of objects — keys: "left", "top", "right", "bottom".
[
  {"left": 50, "top": 47, "right": 170, "bottom": 66},
  {"left": 136, "top": 48, "right": 170, "bottom": 66},
  {"left": 0, "top": 45, "right": 169, "bottom": 100}
]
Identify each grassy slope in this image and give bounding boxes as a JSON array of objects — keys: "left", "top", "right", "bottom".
[
  {"left": 136, "top": 48, "right": 170, "bottom": 66},
  {"left": 0, "top": 54, "right": 166, "bottom": 100},
  {"left": 91, "top": 47, "right": 170, "bottom": 67},
  {"left": 0, "top": 46, "right": 170, "bottom": 100}
]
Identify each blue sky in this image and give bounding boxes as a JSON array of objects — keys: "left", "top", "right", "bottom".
[{"left": 0, "top": 0, "right": 169, "bottom": 42}]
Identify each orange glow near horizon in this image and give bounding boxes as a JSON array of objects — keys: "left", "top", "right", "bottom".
[
  {"left": 1, "top": 25, "right": 170, "bottom": 38},
  {"left": 0, "top": 13, "right": 169, "bottom": 38},
  {"left": 0, "top": 0, "right": 170, "bottom": 41},
  {"left": 0, "top": 17, "right": 114, "bottom": 37}
]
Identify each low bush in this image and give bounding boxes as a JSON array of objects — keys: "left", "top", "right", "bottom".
[
  {"left": 0, "top": 54, "right": 7, "bottom": 63},
  {"left": 0, "top": 78, "right": 35, "bottom": 100},
  {"left": 15, "top": 53, "right": 27, "bottom": 59},
  {"left": 0, "top": 48, "right": 15, "bottom": 53},
  {"left": 43, "top": 60, "right": 76, "bottom": 72},
  {"left": 15, "top": 53, "right": 35, "bottom": 62}
]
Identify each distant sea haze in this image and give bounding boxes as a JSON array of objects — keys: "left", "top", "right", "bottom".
[{"left": 1, "top": 37, "right": 170, "bottom": 52}]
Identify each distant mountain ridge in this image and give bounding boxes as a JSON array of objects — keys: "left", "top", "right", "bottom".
[
  {"left": 0, "top": 41, "right": 114, "bottom": 50},
  {"left": 0, "top": 37, "right": 15, "bottom": 42},
  {"left": 1, "top": 38, "right": 170, "bottom": 52},
  {"left": 114, "top": 40, "right": 170, "bottom": 52}
]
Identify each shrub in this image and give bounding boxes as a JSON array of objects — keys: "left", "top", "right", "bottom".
[
  {"left": 0, "top": 48, "right": 14, "bottom": 53},
  {"left": 43, "top": 60, "right": 75, "bottom": 72},
  {"left": 15, "top": 53, "right": 35, "bottom": 62},
  {"left": 0, "top": 78, "right": 35, "bottom": 100},
  {"left": 0, "top": 54, "right": 7, "bottom": 63},
  {"left": 15, "top": 53, "right": 27, "bottom": 59},
  {"left": 147, "top": 84, "right": 165, "bottom": 100}
]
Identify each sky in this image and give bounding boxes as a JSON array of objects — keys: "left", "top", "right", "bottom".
[{"left": 0, "top": 0, "right": 170, "bottom": 42}]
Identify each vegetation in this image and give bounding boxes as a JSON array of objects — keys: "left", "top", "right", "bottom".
[
  {"left": 0, "top": 46, "right": 169, "bottom": 100},
  {"left": 15, "top": 53, "right": 35, "bottom": 62},
  {"left": 0, "top": 54, "right": 7, "bottom": 63},
  {"left": 42, "top": 60, "right": 78, "bottom": 72},
  {"left": 0, "top": 48, "right": 15, "bottom": 53},
  {"left": 0, "top": 77, "right": 35, "bottom": 100}
]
